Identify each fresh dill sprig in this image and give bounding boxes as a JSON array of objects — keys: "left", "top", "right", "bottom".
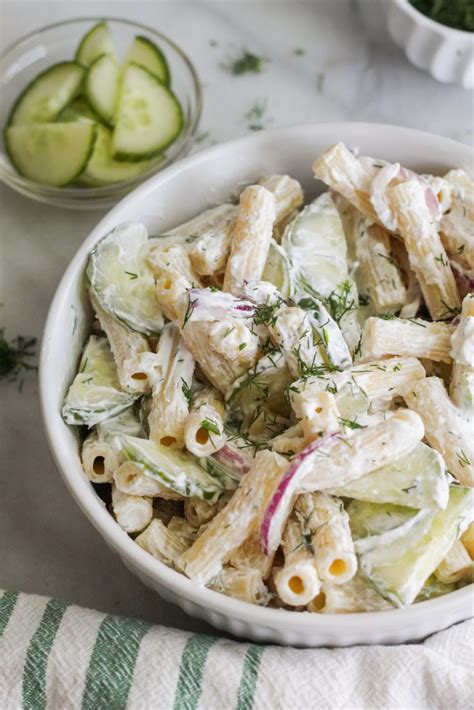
[
  {"left": 0, "top": 329, "right": 37, "bottom": 384},
  {"left": 338, "top": 417, "right": 367, "bottom": 431},
  {"left": 181, "top": 379, "right": 194, "bottom": 407},
  {"left": 378, "top": 312, "right": 397, "bottom": 320},
  {"left": 320, "top": 280, "right": 356, "bottom": 326},
  {"left": 244, "top": 99, "right": 268, "bottom": 131},
  {"left": 182, "top": 292, "right": 197, "bottom": 327},
  {"left": 201, "top": 418, "right": 221, "bottom": 436},
  {"left": 253, "top": 297, "right": 283, "bottom": 327},
  {"left": 228, "top": 50, "right": 267, "bottom": 75}
]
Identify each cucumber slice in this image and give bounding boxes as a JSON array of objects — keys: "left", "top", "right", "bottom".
[
  {"left": 79, "top": 124, "right": 155, "bottom": 186},
  {"left": 75, "top": 21, "right": 117, "bottom": 66},
  {"left": 283, "top": 192, "right": 349, "bottom": 299},
  {"left": 5, "top": 122, "right": 97, "bottom": 187},
  {"left": 355, "top": 485, "right": 474, "bottom": 606},
  {"left": 62, "top": 335, "right": 137, "bottom": 426},
  {"left": 226, "top": 349, "right": 291, "bottom": 418},
  {"left": 57, "top": 98, "right": 97, "bottom": 123},
  {"left": 262, "top": 240, "right": 292, "bottom": 299},
  {"left": 116, "top": 435, "right": 225, "bottom": 502},
  {"left": 87, "top": 222, "right": 164, "bottom": 335},
  {"left": 329, "top": 444, "right": 449, "bottom": 509},
  {"left": 126, "top": 35, "right": 170, "bottom": 85},
  {"left": 84, "top": 54, "right": 120, "bottom": 126},
  {"left": 96, "top": 404, "right": 144, "bottom": 440},
  {"left": 416, "top": 575, "right": 456, "bottom": 601},
  {"left": 348, "top": 501, "right": 418, "bottom": 540},
  {"left": 7, "top": 62, "right": 85, "bottom": 126},
  {"left": 112, "top": 63, "right": 183, "bottom": 161}
]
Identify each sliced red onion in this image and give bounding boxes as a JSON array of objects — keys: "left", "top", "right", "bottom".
[
  {"left": 260, "top": 432, "right": 338, "bottom": 555},
  {"left": 214, "top": 442, "right": 252, "bottom": 478},
  {"left": 185, "top": 288, "right": 256, "bottom": 323},
  {"left": 450, "top": 260, "right": 474, "bottom": 298}
]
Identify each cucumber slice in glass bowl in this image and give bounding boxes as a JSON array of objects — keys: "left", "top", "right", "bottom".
[
  {"left": 4, "top": 122, "right": 97, "bottom": 187},
  {"left": 87, "top": 222, "right": 164, "bottom": 335},
  {"left": 0, "top": 18, "right": 201, "bottom": 208},
  {"left": 7, "top": 62, "right": 85, "bottom": 126},
  {"left": 75, "top": 20, "right": 117, "bottom": 66},
  {"left": 126, "top": 35, "right": 170, "bottom": 85},
  {"left": 112, "top": 63, "right": 183, "bottom": 161},
  {"left": 84, "top": 54, "right": 120, "bottom": 127}
]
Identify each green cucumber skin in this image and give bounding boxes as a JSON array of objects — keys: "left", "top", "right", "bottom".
[
  {"left": 133, "top": 35, "right": 170, "bottom": 86},
  {"left": 75, "top": 20, "right": 114, "bottom": 66},
  {"left": 4, "top": 123, "right": 98, "bottom": 187},
  {"left": 113, "top": 64, "right": 184, "bottom": 162},
  {"left": 6, "top": 61, "right": 85, "bottom": 127}
]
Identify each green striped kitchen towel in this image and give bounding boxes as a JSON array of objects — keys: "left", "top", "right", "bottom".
[{"left": 0, "top": 590, "right": 472, "bottom": 710}]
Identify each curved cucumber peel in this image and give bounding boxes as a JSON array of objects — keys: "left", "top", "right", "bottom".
[
  {"left": 126, "top": 35, "right": 170, "bottom": 85},
  {"left": 5, "top": 122, "right": 97, "bottom": 187},
  {"left": 84, "top": 54, "right": 120, "bottom": 127},
  {"left": 75, "top": 21, "right": 117, "bottom": 66},
  {"left": 112, "top": 63, "right": 183, "bottom": 161},
  {"left": 7, "top": 62, "right": 85, "bottom": 126}
]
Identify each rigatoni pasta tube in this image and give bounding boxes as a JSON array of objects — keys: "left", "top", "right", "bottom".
[
  {"left": 178, "top": 450, "right": 289, "bottom": 585},
  {"left": 184, "top": 387, "right": 226, "bottom": 457},
  {"left": 308, "top": 575, "right": 393, "bottom": 613},
  {"left": 440, "top": 169, "right": 474, "bottom": 270},
  {"left": 274, "top": 517, "right": 321, "bottom": 606},
  {"left": 450, "top": 294, "right": 474, "bottom": 413},
  {"left": 147, "top": 244, "right": 202, "bottom": 322},
  {"left": 312, "top": 142, "right": 380, "bottom": 221},
  {"left": 81, "top": 431, "right": 118, "bottom": 483},
  {"left": 404, "top": 377, "right": 474, "bottom": 487},
  {"left": 297, "top": 493, "right": 357, "bottom": 585},
  {"left": 148, "top": 324, "right": 195, "bottom": 448},
  {"left": 136, "top": 518, "right": 189, "bottom": 565},
  {"left": 184, "top": 497, "right": 218, "bottom": 528},
  {"left": 300, "top": 409, "right": 425, "bottom": 491},
  {"left": 111, "top": 485, "right": 153, "bottom": 534},
  {"left": 387, "top": 180, "right": 460, "bottom": 320},
  {"left": 292, "top": 357, "right": 426, "bottom": 409},
  {"left": 360, "top": 317, "right": 454, "bottom": 364},
  {"left": 223, "top": 185, "right": 276, "bottom": 294},
  {"left": 210, "top": 568, "right": 268, "bottom": 605},
  {"left": 89, "top": 290, "right": 151, "bottom": 394},
  {"left": 113, "top": 461, "right": 181, "bottom": 499},
  {"left": 228, "top": 530, "right": 275, "bottom": 580},
  {"left": 434, "top": 540, "right": 472, "bottom": 584},
  {"left": 258, "top": 174, "right": 304, "bottom": 224},
  {"left": 291, "top": 389, "right": 340, "bottom": 443}
]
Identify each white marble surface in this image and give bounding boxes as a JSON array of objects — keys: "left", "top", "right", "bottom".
[{"left": 0, "top": 0, "right": 472, "bottom": 635}]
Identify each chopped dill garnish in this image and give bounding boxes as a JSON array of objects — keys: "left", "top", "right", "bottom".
[
  {"left": 378, "top": 312, "right": 397, "bottom": 320},
  {"left": 0, "top": 329, "right": 37, "bottom": 384},
  {"left": 440, "top": 300, "right": 461, "bottom": 319},
  {"left": 244, "top": 99, "right": 268, "bottom": 131},
  {"left": 402, "top": 484, "right": 417, "bottom": 493},
  {"left": 253, "top": 297, "right": 283, "bottom": 326},
  {"left": 124, "top": 271, "right": 138, "bottom": 279},
  {"left": 293, "top": 48, "right": 305, "bottom": 56},
  {"left": 406, "top": 318, "right": 427, "bottom": 327},
  {"left": 238, "top": 342, "right": 247, "bottom": 351},
  {"left": 338, "top": 417, "right": 367, "bottom": 431},
  {"left": 182, "top": 292, "right": 197, "bottom": 327},
  {"left": 195, "top": 131, "right": 210, "bottom": 144},
  {"left": 434, "top": 252, "right": 448, "bottom": 267},
  {"left": 376, "top": 252, "right": 397, "bottom": 265},
  {"left": 457, "top": 449, "right": 471, "bottom": 468},
  {"left": 201, "top": 418, "right": 221, "bottom": 436},
  {"left": 181, "top": 379, "right": 194, "bottom": 407},
  {"left": 228, "top": 50, "right": 266, "bottom": 75}
]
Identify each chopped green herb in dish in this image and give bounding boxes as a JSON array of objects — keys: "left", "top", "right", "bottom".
[{"left": 410, "top": 0, "right": 474, "bottom": 32}]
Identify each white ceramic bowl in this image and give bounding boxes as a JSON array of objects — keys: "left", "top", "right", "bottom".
[
  {"left": 387, "top": 0, "right": 474, "bottom": 88},
  {"left": 40, "top": 123, "right": 474, "bottom": 647}
]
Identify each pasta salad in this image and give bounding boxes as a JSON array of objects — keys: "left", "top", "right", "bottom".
[{"left": 63, "top": 143, "right": 474, "bottom": 613}]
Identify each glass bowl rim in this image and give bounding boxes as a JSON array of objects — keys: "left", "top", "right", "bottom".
[{"left": 0, "top": 16, "right": 203, "bottom": 199}]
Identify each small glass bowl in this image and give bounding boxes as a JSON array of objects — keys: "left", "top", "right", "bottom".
[{"left": 0, "top": 18, "right": 202, "bottom": 210}]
